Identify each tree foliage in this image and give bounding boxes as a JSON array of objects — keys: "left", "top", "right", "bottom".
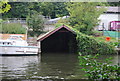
[
  {"left": 0, "top": 1, "right": 11, "bottom": 14},
  {"left": 2, "top": 2, "right": 36, "bottom": 18},
  {"left": 108, "top": 2, "right": 120, "bottom": 6},
  {"left": 2, "top": 2, "right": 69, "bottom": 19},
  {"left": 66, "top": 2, "right": 106, "bottom": 35},
  {"left": 1, "top": 2, "right": 119, "bottom": 19},
  {"left": 27, "top": 13, "right": 45, "bottom": 36}
]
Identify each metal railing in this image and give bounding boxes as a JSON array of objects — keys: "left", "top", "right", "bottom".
[{"left": 3, "top": 18, "right": 27, "bottom": 24}]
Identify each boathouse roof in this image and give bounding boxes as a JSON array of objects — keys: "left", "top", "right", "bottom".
[{"left": 37, "top": 25, "right": 76, "bottom": 41}]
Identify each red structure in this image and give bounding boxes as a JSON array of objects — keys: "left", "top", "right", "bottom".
[
  {"left": 37, "top": 25, "right": 77, "bottom": 53},
  {"left": 109, "top": 21, "right": 120, "bottom": 31},
  {"left": 106, "top": 37, "right": 111, "bottom": 41}
]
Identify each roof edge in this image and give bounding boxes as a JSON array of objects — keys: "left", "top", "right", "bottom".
[{"left": 37, "top": 24, "right": 76, "bottom": 41}]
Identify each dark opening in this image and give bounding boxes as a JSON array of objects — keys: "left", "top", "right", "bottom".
[{"left": 41, "top": 28, "right": 77, "bottom": 53}]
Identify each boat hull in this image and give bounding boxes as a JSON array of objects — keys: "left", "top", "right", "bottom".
[{"left": 0, "top": 45, "right": 39, "bottom": 56}]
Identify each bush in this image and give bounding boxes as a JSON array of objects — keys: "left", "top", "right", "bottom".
[
  {"left": 79, "top": 53, "right": 120, "bottom": 80},
  {"left": 1, "top": 23, "right": 26, "bottom": 34},
  {"left": 76, "top": 32, "right": 117, "bottom": 55},
  {"left": 92, "top": 30, "right": 103, "bottom": 37}
]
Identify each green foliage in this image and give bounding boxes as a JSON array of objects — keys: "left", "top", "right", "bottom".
[
  {"left": 0, "top": 1, "right": 11, "bottom": 14},
  {"left": 79, "top": 53, "right": 120, "bottom": 80},
  {"left": 108, "top": 2, "right": 120, "bottom": 6},
  {"left": 2, "top": 2, "right": 69, "bottom": 19},
  {"left": 55, "top": 23, "right": 64, "bottom": 28},
  {"left": 27, "top": 13, "right": 45, "bottom": 36},
  {"left": 2, "top": 2, "right": 38, "bottom": 18},
  {"left": 66, "top": 2, "right": 106, "bottom": 35},
  {"left": 1, "top": 23, "right": 26, "bottom": 34},
  {"left": 57, "top": 18, "right": 69, "bottom": 24},
  {"left": 95, "top": 36, "right": 119, "bottom": 47},
  {"left": 92, "top": 30, "right": 103, "bottom": 36},
  {"left": 107, "top": 42, "right": 119, "bottom": 47},
  {"left": 57, "top": 24, "right": 116, "bottom": 55},
  {"left": 76, "top": 31, "right": 116, "bottom": 55}
]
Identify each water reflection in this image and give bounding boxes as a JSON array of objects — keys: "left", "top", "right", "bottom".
[
  {"left": 0, "top": 54, "right": 119, "bottom": 80},
  {"left": 0, "top": 56, "right": 40, "bottom": 79},
  {"left": 22, "top": 53, "right": 85, "bottom": 79}
]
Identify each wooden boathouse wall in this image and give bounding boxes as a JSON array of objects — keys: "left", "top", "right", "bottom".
[{"left": 37, "top": 25, "right": 77, "bottom": 53}]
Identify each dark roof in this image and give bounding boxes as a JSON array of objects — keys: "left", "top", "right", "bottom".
[
  {"left": 37, "top": 25, "right": 75, "bottom": 41},
  {"left": 97, "top": 6, "right": 120, "bottom": 13}
]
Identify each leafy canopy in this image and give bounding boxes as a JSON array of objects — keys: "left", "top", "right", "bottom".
[
  {"left": 67, "top": 2, "right": 106, "bottom": 35},
  {"left": 0, "top": 1, "right": 11, "bottom": 14},
  {"left": 2, "top": 2, "right": 69, "bottom": 19},
  {"left": 27, "top": 13, "right": 45, "bottom": 36}
]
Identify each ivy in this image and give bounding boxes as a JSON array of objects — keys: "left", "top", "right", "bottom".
[
  {"left": 79, "top": 53, "right": 120, "bottom": 80},
  {"left": 76, "top": 32, "right": 117, "bottom": 55}
]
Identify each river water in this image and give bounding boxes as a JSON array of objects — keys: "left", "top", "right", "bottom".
[{"left": 0, "top": 53, "right": 119, "bottom": 80}]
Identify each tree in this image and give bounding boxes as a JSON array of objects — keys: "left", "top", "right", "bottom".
[
  {"left": 27, "top": 13, "right": 45, "bottom": 36},
  {"left": 67, "top": 2, "right": 106, "bottom": 35},
  {"left": 2, "top": 2, "right": 38, "bottom": 18},
  {"left": 107, "top": 2, "right": 120, "bottom": 6},
  {"left": 2, "top": 2, "right": 69, "bottom": 19},
  {"left": 0, "top": 1, "right": 11, "bottom": 33},
  {"left": 36, "top": 2, "right": 69, "bottom": 18},
  {"left": 0, "top": 1, "right": 11, "bottom": 14},
  {"left": 52, "top": 2, "right": 69, "bottom": 17}
]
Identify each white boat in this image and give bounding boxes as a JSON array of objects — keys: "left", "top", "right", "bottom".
[{"left": 0, "top": 35, "right": 39, "bottom": 56}]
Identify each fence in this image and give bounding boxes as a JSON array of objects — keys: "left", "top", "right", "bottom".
[
  {"left": 103, "top": 31, "right": 120, "bottom": 38},
  {"left": 3, "top": 18, "right": 27, "bottom": 24}
]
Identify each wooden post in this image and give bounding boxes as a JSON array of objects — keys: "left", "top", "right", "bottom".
[{"left": 102, "top": 23, "right": 104, "bottom": 36}]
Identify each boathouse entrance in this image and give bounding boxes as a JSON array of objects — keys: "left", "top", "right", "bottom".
[{"left": 37, "top": 25, "right": 77, "bottom": 53}]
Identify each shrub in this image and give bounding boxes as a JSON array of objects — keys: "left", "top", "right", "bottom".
[
  {"left": 79, "top": 53, "right": 120, "bottom": 80},
  {"left": 1, "top": 23, "right": 26, "bottom": 34},
  {"left": 76, "top": 32, "right": 117, "bottom": 55}
]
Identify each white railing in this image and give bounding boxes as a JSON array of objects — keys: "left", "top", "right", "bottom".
[{"left": 3, "top": 18, "right": 27, "bottom": 24}]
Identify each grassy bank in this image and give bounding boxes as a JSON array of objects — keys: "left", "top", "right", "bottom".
[{"left": 1, "top": 23, "right": 26, "bottom": 34}]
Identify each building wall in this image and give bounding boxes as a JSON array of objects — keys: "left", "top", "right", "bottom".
[{"left": 98, "top": 13, "right": 120, "bottom": 30}]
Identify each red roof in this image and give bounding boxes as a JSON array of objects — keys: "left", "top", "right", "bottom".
[{"left": 37, "top": 25, "right": 75, "bottom": 41}]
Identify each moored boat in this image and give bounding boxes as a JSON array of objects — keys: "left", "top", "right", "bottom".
[{"left": 0, "top": 35, "right": 39, "bottom": 56}]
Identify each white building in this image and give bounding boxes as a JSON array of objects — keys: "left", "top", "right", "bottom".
[{"left": 97, "top": 6, "right": 120, "bottom": 30}]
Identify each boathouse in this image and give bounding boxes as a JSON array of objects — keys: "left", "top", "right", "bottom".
[{"left": 37, "top": 25, "right": 77, "bottom": 53}]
